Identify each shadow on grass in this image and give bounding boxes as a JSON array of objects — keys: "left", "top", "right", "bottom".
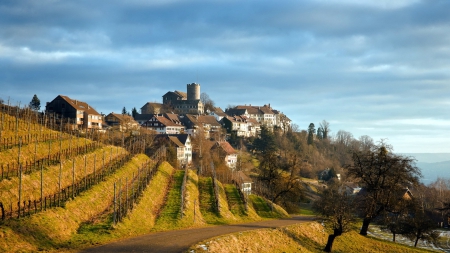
[{"left": 279, "top": 226, "right": 325, "bottom": 252}]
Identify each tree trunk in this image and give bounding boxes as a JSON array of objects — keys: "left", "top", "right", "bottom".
[
  {"left": 360, "top": 217, "right": 371, "bottom": 235},
  {"left": 324, "top": 229, "right": 342, "bottom": 252},
  {"left": 324, "top": 234, "right": 336, "bottom": 252},
  {"left": 392, "top": 233, "right": 396, "bottom": 242},
  {"left": 414, "top": 237, "right": 419, "bottom": 247}
]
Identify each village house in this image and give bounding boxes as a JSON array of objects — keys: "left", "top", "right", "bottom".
[
  {"left": 221, "top": 115, "right": 261, "bottom": 137},
  {"left": 104, "top": 112, "right": 139, "bottom": 131},
  {"left": 155, "top": 134, "right": 192, "bottom": 166},
  {"left": 233, "top": 171, "right": 253, "bottom": 195},
  {"left": 210, "top": 107, "right": 227, "bottom": 121},
  {"left": 142, "top": 113, "right": 185, "bottom": 134},
  {"left": 211, "top": 141, "right": 237, "bottom": 168},
  {"left": 181, "top": 114, "right": 222, "bottom": 139},
  {"left": 225, "top": 104, "right": 290, "bottom": 130},
  {"left": 45, "top": 95, "right": 103, "bottom": 130}
]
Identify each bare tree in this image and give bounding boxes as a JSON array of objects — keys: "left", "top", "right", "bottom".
[
  {"left": 319, "top": 120, "right": 331, "bottom": 139},
  {"left": 200, "top": 92, "right": 215, "bottom": 113},
  {"left": 314, "top": 183, "right": 356, "bottom": 252},
  {"left": 347, "top": 142, "right": 421, "bottom": 235}
]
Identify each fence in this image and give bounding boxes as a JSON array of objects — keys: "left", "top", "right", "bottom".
[
  {"left": 112, "top": 146, "right": 166, "bottom": 224},
  {"left": 0, "top": 151, "right": 132, "bottom": 221},
  {"left": 0, "top": 142, "right": 99, "bottom": 181}
]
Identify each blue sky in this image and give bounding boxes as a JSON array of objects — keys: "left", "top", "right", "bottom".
[{"left": 1, "top": 0, "right": 450, "bottom": 153}]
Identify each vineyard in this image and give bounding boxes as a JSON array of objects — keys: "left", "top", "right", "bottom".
[{"left": 0, "top": 105, "right": 288, "bottom": 253}]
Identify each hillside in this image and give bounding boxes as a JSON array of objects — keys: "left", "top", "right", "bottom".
[
  {"left": 188, "top": 222, "right": 438, "bottom": 253},
  {"left": 1, "top": 109, "right": 442, "bottom": 253},
  {"left": 0, "top": 111, "right": 289, "bottom": 253}
]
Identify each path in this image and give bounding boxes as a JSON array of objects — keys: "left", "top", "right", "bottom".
[{"left": 79, "top": 215, "right": 315, "bottom": 253}]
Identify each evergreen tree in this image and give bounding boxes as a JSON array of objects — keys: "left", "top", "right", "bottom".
[
  {"left": 131, "top": 107, "right": 138, "bottom": 118},
  {"left": 307, "top": 123, "right": 315, "bottom": 145},
  {"left": 122, "top": 107, "right": 128, "bottom": 115},
  {"left": 29, "top": 94, "right": 41, "bottom": 111},
  {"left": 253, "top": 125, "right": 277, "bottom": 155}
]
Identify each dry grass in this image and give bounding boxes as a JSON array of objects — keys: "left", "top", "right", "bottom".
[
  {"left": 189, "top": 222, "right": 438, "bottom": 253},
  {"left": 3, "top": 154, "right": 151, "bottom": 251},
  {"left": 0, "top": 146, "right": 127, "bottom": 209}
]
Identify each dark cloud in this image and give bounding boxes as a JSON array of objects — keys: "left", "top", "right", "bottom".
[{"left": 0, "top": 0, "right": 449, "bottom": 152}]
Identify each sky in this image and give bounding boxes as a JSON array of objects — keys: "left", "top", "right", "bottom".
[{"left": 1, "top": 0, "right": 450, "bottom": 154}]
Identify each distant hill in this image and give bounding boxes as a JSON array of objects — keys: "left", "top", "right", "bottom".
[
  {"left": 416, "top": 160, "right": 450, "bottom": 184},
  {"left": 399, "top": 153, "right": 450, "bottom": 184},
  {"left": 400, "top": 153, "right": 450, "bottom": 163}
]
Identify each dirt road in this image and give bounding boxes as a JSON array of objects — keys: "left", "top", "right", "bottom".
[{"left": 79, "top": 215, "right": 315, "bottom": 253}]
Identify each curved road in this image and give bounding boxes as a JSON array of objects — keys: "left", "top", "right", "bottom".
[{"left": 80, "top": 215, "right": 315, "bottom": 253}]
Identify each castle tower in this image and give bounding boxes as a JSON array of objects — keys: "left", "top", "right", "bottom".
[{"left": 187, "top": 83, "right": 200, "bottom": 101}]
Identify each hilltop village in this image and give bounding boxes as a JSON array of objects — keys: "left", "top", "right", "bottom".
[{"left": 44, "top": 83, "right": 291, "bottom": 168}]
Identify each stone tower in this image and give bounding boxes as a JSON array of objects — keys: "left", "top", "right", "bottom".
[{"left": 187, "top": 83, "right": 200, "bottom": 101}]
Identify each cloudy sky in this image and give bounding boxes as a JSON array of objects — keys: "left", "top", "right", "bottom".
[{"left": 1, "top": 0, "right": 449, "bottom": 153}]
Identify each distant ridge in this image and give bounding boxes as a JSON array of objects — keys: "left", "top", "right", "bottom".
[{"left": 399, "top": 153, "right": 450, "bottom": 163}]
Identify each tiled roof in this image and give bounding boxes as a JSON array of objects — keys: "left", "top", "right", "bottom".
[
  {"left": 212, "top": 107, "right": 227, "bottom": 116},
  {"left": 168, "top": 136, "right": 185, "bottom": 147},
  {"left": 156, "top": 116, "right": 181, "bottom": 127},
  {"left": 140, "top": 102, "right": 162, "bottom": 110},
  {"left": 234, "top": 105, "right": 275, "bottom": 115},
  {"left": 223, "top": 115, "right": 247, "bottom": 123},
  {"left": 216, "top": 141, "right": 236, "bottom": 154},
  {"left": 108, "top": 113, "right": 137, "bottom": 123},
  {"left": 234, "top": 171, "right": 252, "bottom": 183},
  {"left": 134, "top": 114, "right": 153, "bottom": 121},
  {"left": 186, "top": 114, "right": 221, "bottom": 126},
  {"left": 164, "top": 113, "right": 182, "bottom": 124},
  {"left": 59, "top": 95, "right": 101, "bottom": 115},
  {"left": 169, "top": 134, "right": 189, "bottom": 145},
  {"left": 174, "top": 90, "right": 187, "bottom": 98}
]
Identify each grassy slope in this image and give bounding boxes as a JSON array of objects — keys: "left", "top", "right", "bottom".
[
  {"left": 249, "top": 194, "right": 289, "bottom": 219},
  {"left": 0, "top": 146, "right": 127, "bottom": 208},
  {"left": 0, "top": 154, "right": 150, "bottom": 252},
  {"left": 189, "top": 222, "right": 438, "bottom": 253}
]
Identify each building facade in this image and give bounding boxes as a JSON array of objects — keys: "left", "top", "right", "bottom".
[{"left": 45, "top": 95, "right": 102, "bottom": 130}]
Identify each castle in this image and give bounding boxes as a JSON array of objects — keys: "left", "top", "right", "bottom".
[{"left": 162, "top": 83, "right": 204, "bottom": 114}]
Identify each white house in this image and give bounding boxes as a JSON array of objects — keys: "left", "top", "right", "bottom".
[{"left": 142, "top": 113, "right": 185, "bottom": 134}]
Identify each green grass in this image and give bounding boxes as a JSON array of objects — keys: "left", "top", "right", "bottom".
[
  {"left": 198, "top": 177, "right": 225, "bottom": 224},
  {"left": 249, "top": 194, "right": 289, "bottom": 219},
  {"left": 224, "top": 184, "right": 247, "bottom": 217},
  {"left": 152, "top": 170, "right": 184, "bottom": 231}
]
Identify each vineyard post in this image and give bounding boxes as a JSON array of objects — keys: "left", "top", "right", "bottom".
[
  {"left": 125, "top": 177, "right": 128, "bottom": 212},
  {"left": 118, "top": 179, "right": 122, "bottom": 221},
  {"left": 0, "top": 112, "right": 3, "bottom": 140},
  {"left": 17, "top": 137, "right": 22, "bottom": 175},
  {"left": 113, "top": 182, "right": 116, "bottom": 225},
  {"left": 69, "top": 134, "right": 72, "bottom": 157},
  {"left": 40, "top": 162, "right": 43, "bottom": 211},
  {"left": 72, "top": 159, "right": 75, "bottom": 199},
  {"left": 58, "top": 161, "right": 62, "bottom": 206},
  {"left": 15, "top": 104, "right": 19, "bottom": 141},
  {"left": 48, "top": 139, "right": 51, "bottom": 166},
  {"left": 18, "top": 164, "right": 22, "bottom": 218},
  {"left": 84, "top": 155, "right": 87, "bottom": 189},
  {"left": 102, "top": 151, "right": 105, "bottom": 177},
  {"left": 93, "top": 153, "right": 96, "bottom": 183},
  {"left": 34, "top": 136, "right": 37, "bottom": 169}
]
